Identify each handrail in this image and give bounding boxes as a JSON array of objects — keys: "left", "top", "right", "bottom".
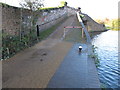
[{"left": 77, "top": 12, "right": 91, "bottom": 44}]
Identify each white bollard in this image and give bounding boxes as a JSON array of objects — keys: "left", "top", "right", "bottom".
[{"left": 79, "top": 46, "right": 82, "bottom": 52}]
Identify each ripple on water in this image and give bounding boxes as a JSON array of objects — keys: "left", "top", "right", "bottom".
[{"left": 92, "top": 30, "right": 119, "bottom": 88}]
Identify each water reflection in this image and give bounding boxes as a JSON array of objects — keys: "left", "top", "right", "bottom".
[{"left": 92, "top": 30, "right": 119, "bottom": 88}]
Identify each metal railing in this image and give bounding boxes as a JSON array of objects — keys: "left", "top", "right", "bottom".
[{"left": 77, "top": 12, "right": 91, "bottom": 44}]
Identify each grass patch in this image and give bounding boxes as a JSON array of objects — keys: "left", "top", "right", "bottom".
[
  {"left": 105, "top": 26, "right": 112, "bottom": 30},
  {"left": 39, "top": 26, "right": 56, "bottom": 40},
  {"left": 39, "top": 17, "right": 68, "bottom": 40}
]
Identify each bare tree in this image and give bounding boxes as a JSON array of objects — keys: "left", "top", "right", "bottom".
[
  {"left": 20, "top": 0, "right": 44, "bottom": 30},
  {"left": 19, "top": 0, "right": 44, "bottom": 43},
  {"left": 20, "top": 0, "right": 44, "bottom": 11}
]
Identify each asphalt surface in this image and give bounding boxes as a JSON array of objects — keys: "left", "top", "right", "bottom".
[{"left": 47, "top": 43, "right": 100, "bottom": 88}]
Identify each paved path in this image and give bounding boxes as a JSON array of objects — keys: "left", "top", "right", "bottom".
[
  {"left": 2, "top": 15, "right": 75, "bottom": 88},
  {"left": 47, "top": 43, "right": 100, "bottom": 88},
  {"left": 2, "top": 15, "right": 100, "bottom": 88}
]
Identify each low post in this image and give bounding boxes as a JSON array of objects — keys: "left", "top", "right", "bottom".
[
  {"left": 37, "top": 25, "right": 40, "bottom": 37},
  {"left": 63, "top": 28, "right": 66, "bottom": 38}
]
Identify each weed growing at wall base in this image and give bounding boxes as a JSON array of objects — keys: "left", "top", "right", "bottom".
[
  {"left": 2, "top": 31, "right": 38, "bottom": 60},
  {"left": 1, "top": 17, "right": 68, "bottom": 60}
]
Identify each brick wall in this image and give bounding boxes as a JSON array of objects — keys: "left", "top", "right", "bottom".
[
  {"left": 2, "top": 5, "right": 21, "bottom": 35},
  {"left": 1, "top": 4, "right": 75, "bottom": 36}
]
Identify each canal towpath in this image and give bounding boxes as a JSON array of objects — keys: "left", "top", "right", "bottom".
[{"left": 2, "top": 15, "right": 100, "bottom": 88}]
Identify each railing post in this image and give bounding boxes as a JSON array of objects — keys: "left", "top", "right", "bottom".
[{"left": 82, "top": 28, "right": 84, "bottom": 38}]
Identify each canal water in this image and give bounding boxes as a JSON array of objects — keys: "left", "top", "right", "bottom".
[{"left": 92, "top": 30, "right": 120, "bottom": 88}]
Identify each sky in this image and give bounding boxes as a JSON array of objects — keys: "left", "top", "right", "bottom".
[{"left": 0, "top": 0, "right": 119, "bottom": 19}]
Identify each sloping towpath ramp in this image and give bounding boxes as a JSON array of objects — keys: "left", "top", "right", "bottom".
[{"left": 47, "top": 12, "right": 100, "bottom": 88}]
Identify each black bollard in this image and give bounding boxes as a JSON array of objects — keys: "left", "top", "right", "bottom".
[{"left": 37, "top": 25, "right": 40, "bottom": 37}]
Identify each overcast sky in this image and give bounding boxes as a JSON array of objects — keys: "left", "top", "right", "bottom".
[{"left": 0, "top": 0, "right": 119, "bottom": 19}]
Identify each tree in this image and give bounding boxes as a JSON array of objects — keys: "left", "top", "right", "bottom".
[
  {"left": 112, "top": 20, "right": 115, "bottom": 29},
  {"left": 20, "top": 0, "right": 44, "bottom": 11},
  {"left": 64, "top": 1, "right": 68, "bottom": 6},
  {"left": 19, "top": 0, "right": 44, "bottom": 42},
  {"left": 20, "top": 0, "right": 44, "bottom": 30},
  {"left": 60, "top": 1, "right": 68, "bottom": 7}
]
